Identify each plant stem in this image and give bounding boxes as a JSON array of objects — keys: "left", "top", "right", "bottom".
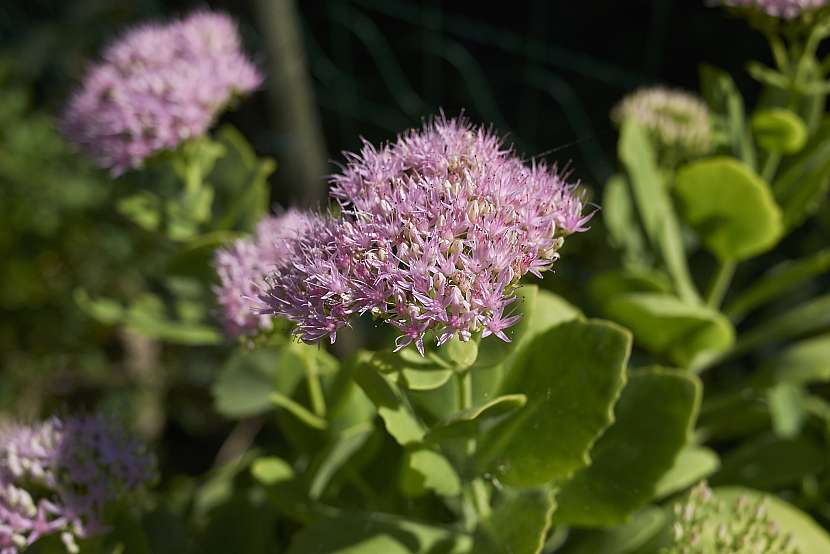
[
  {"left": 706, "top": 260, "right": 737, "bottom": 309},
  {"left": 761, "top": 152, "right": 781, "bottom": 183},
  {"left": 457, "top": 370, "right": 491, "bottom": 524},
  {"left": 459, "top": 369, "right": 473, "bottom": 417},
  {"left": 305, "top": 356, "right": 327, "bottom": 418}
]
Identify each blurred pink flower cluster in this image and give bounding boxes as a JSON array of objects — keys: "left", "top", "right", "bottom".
[{"left": 62, "top": 11, "right": 261, "bottom": 175}]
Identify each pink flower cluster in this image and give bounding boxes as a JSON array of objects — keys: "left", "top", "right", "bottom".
[
  {"left": 214, "top": 210, "right": 316, "bottom": 336},
  {"left": 713, "top": 0, "right": 828, "bottom": 17},
  {"left": 0, "top": 415, "right": 155, "bottom": 554},
  {"left": 62, "top": 11, "right": 261, "bottom": 175},
  {"left": 253, "top": 117, "right": 590, "bottom": 354}
]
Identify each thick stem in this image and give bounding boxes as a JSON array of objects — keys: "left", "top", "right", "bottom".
[
  {"left": 761, "top": 152, "right": 782, "bottom": 183},
  {"left": 305, "top": 356, "right": 327, "bottom": 418},
  {"left": 706, "top": 260, "right": 737, "bottom": 309},
  {"left": 457, "top": 370, "right": 491, "bottom": 525}
]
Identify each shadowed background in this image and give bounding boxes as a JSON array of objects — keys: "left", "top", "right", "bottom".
[{"left": 0, "top": 0, "right": 768, "bottom": 200}]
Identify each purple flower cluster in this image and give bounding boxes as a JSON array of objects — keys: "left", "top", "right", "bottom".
[
  {"left": 257, "top": 117, "right": 590, "bottom": 354},
  {"left": 713, "top": 0, "right": 828, "bottom": 18},
  {"left": 214, "top": 210, "right": 316, "bottom": 336},
  {"left": 0, "top": 415, "right": 155, "bottom": 554},
  {"left": 62, "top": 10, "right": 261, "bottom": 175}
]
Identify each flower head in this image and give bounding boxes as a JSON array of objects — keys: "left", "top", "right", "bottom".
[
  {"left": 61, "top": 10, "right": 261, "bottom": 175},
  {"left": 612, "top": 87, "right": 712, "bottom": 159},
  {"left": 710, "top": 0, "right": 828, "bottom": 18},
  {"left": 664, "top": 482, "right": 798, "bottom": 554},
  {"left": 259, "top": 116, "right": 589, "bottom": 353},
  {"left": 214, "top": 210, "right": 315, "bottom": 336},
  {"left": 0, "top": 414, "right": 155, "bottom": 554}
]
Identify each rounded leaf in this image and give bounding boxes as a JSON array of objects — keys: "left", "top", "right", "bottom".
[
  {"left": 555, "top": 368, "right": 701, "bottom": 527},
  {"left": 751, "top": 108, "right": 807, "bottom": 154},
  {"left": 605, "top": 292, "right": 734, "bottom": 368},
  {"left": 674, "top": 157, "right": 782, "bottom": 261},
  {"left": 476, "top": 320, "right": 631, "bottom": 487}
]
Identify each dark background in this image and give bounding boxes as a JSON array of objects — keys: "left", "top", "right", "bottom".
[{"left": 0, "top": 0, "right": 768, "bottom": 194}]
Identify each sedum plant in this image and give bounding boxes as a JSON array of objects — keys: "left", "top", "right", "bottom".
[{"left": 8, "top": 2, "right": 830, "bottom": 554}]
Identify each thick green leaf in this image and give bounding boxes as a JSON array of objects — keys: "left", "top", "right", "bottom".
[
  {"left": 369, "top": 350, "right": 454, "bottom": 392},
  {"left": 699, "top": 64, "right": 755, "bottom": 168},
  {"left": 74, "top": 289, "right": 124, "bottom": 325},
  {"left": 654, "top": 446, "right": 720, "bottom": 499},
  {"left": 712, "top": 434, "right": 825, "bottom": 490},
  {"left": 400, "top": 368, "right": 454, "bottom": 391},
  {"left": 619, "top": 121, "right": 699, "bottom": 303},
  {"left": 605, "top": 293, "right": 734, "bottom": 368},
  {"left": 773, "top": 117, "right": 830, "bottom": 230},
  {"left": 444, "top": 337, "right": 479, "bottom": 370},
  {"left": 213, "top": 346, "right": 304, "bottom": 418},
  {"left": 473, "top": 285, "right": 538, "bottom": 369},
  {"left": 751, "top": 108, "right": 807, "bottom": 153},
  {"left": 714, "top": 487, "right": 830, "bottom": 554},
  {"left": 527, "top": 290, "right": 582, "bottom": 337},
  {"left": 117, "top": 192, "right": 162, "bottom": 231},
  {"left": 326, "top": 369, "right": 378, "bottom": 435},
  {"left": 559, "top": 507, "right": 667, "bottom": 554},
  {"left": 251, "top": 456, "right": 294, "bottom": 486},
  {"left": 471, "top": 287, "right": 581, "bottom": 407},
  {"left": 352, "top": 353, "right": 426, "bottom": 445},
  {"left": 768, "top": 382, "right": 806, "bottom": 438},
  {"left": 603, "top": 174, "right": 649, "bottom": 265},
  {"left": 589, "top": 268, "right": 672, "bottom": 309},
  {"left": 425, "top": 394, "right": 527, "bottom": 444},
  {"left": 674, "top": 157, "right": 782, "bottom": 261},
  {"left": 619, "top": 121, "right": 663, "bottom": 242},
  {"left": 309, "top": 424, "right": 374, "bottom": 498},
  {"left": 213, "top": 125, "right": 274, "bottom": 232},
  {"left": 285, "top": 512, "right": 472, "bottom": 554},
  {"left": 768, "top": 333, "right": 830, "bottom": 384},
  {"left": 477, "top": 320, "right": 631, "bottom": 487},
  {"left": 725, "top": 248, "right": 830, "bottom": 321},
  {"left": 475, "top": 488, "right": 556, "bottom": 554},
  {"left": 400, "top": 447, "right": 461, "bottom": 497},
  {"left": 556, "top": 368, "right": 701, "bottom": 527}
]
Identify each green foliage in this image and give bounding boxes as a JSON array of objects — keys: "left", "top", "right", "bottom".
[
  {"left": 400, "top": 447, "right": 461, "bottom": 497},
  {"left": 6, "top": 7, "right": 830, "bottom": 553},
  {"left": 604, "top": 293, "right": 734, "bottom": 368},
  {"left": 352, "top": 352, "right": 427, "bottom": 445},
  {"left": 752, "top": 109, "right": 808, "bottom": 154},
  {"left": 284, "top": 512, "right": 472, "bottom": 554},
  {"left": 773, "top": 118, "right": 830, "bottom": 230},
  {"left": 674, "top": 157, "right": 783, "bottom": 261},
  {"left": 654, "top": 446, "right": 721, "bottom": 499},
  {"left": 555, "top": 368, "right": 701, "bottom": 526},
  {"left": 618, "top": 121, "right": 698, "bottom": 302},
  {"left": 724, "top": 248, "right": 830, "bottom": 320},
  {"left": 477, "top": 320, "right": 631, "bottom": 487},
  {"left": 475, "top": 488, "right": 556, "bottom": 554},
  {"left": 699, "top": 64, "right": 755, "bottom": 168}
]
